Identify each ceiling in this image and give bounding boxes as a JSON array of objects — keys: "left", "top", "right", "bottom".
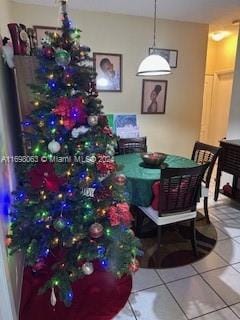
[{"left": 13, "top": 0, "right": 240, "bottom": 26}]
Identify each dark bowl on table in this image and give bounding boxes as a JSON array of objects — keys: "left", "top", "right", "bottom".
[{"left": 141, "top": 152, "right": 167, "bottom": 166}]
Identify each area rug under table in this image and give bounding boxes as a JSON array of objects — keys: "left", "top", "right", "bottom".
[
  {"left": 20, "top": 261, "right": 132, "bottom": 320},
  {"left": 139, "top": 212, "right": 217, "bottom": 269}
]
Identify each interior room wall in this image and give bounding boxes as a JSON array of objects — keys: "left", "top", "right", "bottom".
[
  {"left": 0, "top": 0, "right": 13, "bottom": 37},
  {"left": 227, "top": 27, "right": 240, "bottom": 139},
  {"left": 10, "top": 2, "right": 208, "bottom": 157}
]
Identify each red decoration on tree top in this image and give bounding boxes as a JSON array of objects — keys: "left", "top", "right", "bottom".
[
  {"left": 28, "top": 162, "right": 66, "bottom": 192},
  {"left": 52, "top": 97, "right": 87, "bottom": 129}
]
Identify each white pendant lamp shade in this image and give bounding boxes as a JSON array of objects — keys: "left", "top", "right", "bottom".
[
  {"left": 137, "top": 54, "right": 171, "bottom": 76},
  {"left": 137, "top": 0, "right": 171, "bottom": 76}
]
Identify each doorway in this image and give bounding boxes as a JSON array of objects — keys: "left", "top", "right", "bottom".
[{"left": 200, "top": 70, "right": 234, "bottom": 146}]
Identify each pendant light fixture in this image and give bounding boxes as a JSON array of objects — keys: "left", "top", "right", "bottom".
[{"left": 137, "top": 0, "right": 171, "bottom": 76}]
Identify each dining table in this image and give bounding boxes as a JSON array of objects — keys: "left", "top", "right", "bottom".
[{"left": 114, "top": 153, "right": 198, "bottom": 207}]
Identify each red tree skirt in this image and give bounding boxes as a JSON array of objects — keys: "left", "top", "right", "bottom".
[{"left": 20, "top": 263, "right": 132, "bottom": 320}]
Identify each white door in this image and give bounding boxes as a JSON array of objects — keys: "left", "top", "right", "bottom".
[
  {"left": 208, "top": 70, "right": 234, "bottom": 146},
  {"left": 200, "top": 75, "right": 214, "bottom": 143}
]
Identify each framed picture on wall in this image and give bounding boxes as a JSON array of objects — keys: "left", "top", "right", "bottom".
[
  {"left": 149, "top": 48, "right": 178, "bottom": 68},
  {"left": 33, "top": 25, "right": 62, "bottom": 47},
  {"left": 141, "top": 79, "right": 168, "bottom": 114},
  {"left": 93, "top": 52, "right": 122, "bottom": 92}
]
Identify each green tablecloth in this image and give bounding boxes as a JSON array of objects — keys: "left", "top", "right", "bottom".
[{"left": 115, "top": 153, "right": 197, "bottom": 207}]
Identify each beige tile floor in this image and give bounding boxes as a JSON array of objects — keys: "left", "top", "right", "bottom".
[{"left": 114, "top": 186, "right": 240, "bottom": 319}]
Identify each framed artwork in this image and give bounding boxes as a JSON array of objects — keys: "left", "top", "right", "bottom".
[
  {"left": 93, "top": 52, "right": 122, "bottom": 92},
  {"left": 141, "top": 79, "right": 168, "bottom": 114},
  {"left": 33, "top": 25, "right": 62, "bottom": 47},
  {"left": 149, "top": 48, "right": 178, "bottom": 68}
]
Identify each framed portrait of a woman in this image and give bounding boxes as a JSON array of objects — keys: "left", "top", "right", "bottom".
[{"left": 141, "top": 80, "right": 168, "bottom": 114}]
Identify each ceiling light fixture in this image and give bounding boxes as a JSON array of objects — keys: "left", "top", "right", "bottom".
[
  {"left": 136, "top": 0, "right": 171, "bottom": 76},
  {"left": 210, "top": 31, "right": 231, "bottom": 42}
]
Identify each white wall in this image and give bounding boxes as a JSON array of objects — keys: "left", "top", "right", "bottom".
[
  {"left": 11, "top": 2, "right": 208, "bottom": 157},
  {"left": 0, "top": 0, "right": 12, "bottom": 37},
  {"left": 227, "top": 27, "right": 240, "bottom": 139}
]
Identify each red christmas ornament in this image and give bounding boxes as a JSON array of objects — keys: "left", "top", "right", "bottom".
[
  {"left": 114, "top": 174, "right": 126, "bottom": 186},
  {"left": 89, "top": 223, "right": 104, "bottom": 238},
  {"left": 102, "top": 126, "right": 113, "bottom": 137},
  {"left": 107, "top": 203, "right": 133, "bottom": 227},
  {"left": 128, "top": 259, "right": 140, "bottom": 273},
  {"left": 28, "top": 162, "right": 66, "bottom": 192},
  {"left": 52, "top": 96, "right": 87, "bottom": 130},
  {"left": 42, "top": 47, "right": 54, "bottom": 59}
]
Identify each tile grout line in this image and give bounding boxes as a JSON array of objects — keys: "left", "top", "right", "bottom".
[
  {"left": 189, "top": 306, "right": 239, "bottom": 320},
  {"left": 198, "top": 272, "right": 240, "bottom": 308},
  {"left": 212, "top": 237, "right": 240, "bottom": 265},
  {"left": 156, "top": 273, "right": 198, "bottom": 285},
  {"left": 131, "top": 283, "right": 165, "bottom": 294},
  {"left": 164, "top": 283, "right": 190, "bottom": 319},
  {"left": 127, "top": 300, "right": 138, "bottom": 320},
  {"left": 165, "top": 273, "right": 228, "bottom": 319},
  {"left": 133, "top": 269, "right": 190, "bottom": 319},
  {"left": 229, "top": 305, "right": 240, "bottom": 319}
]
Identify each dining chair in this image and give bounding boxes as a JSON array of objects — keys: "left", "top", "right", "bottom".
[
  {"left": 118, "top": 137, "right": 147, "bottom": 154},
  {"left": 136, "top": 164, "right": 209, "bottom": 259},
  {"left": 191, "top": 141, "right": 221, "bottom": 223}
]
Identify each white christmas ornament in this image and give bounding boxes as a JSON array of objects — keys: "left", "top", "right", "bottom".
[
  {"left": 82, "top": 262, "right": 94, "bottom": 275},
  {"left": 48, "top": 140, "right": 61, "bottom": 153},
  {"left": 87, "top": 115, "right": 98, "bottom": 127},
  {"left": 50, "top": 287, "right": 57, "bottom": 306}
]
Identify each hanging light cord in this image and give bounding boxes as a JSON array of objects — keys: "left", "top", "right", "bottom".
[{"left": 153, "top": 0, "right": 157, "bottom": 48}]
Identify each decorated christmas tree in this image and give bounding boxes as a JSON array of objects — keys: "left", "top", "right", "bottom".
[{"left": 9, "top": 0, "right": 140, "bottom": 307}]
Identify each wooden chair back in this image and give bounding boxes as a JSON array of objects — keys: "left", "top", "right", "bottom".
[
  {"left": 158, "top": 164, "right": 209, "bottom": 215},
  {"left": 191, "top": 141, "right": 221, "bottom": 187},
  {"left": 118, "top": 137, "right": 147, "bottom": 154}
]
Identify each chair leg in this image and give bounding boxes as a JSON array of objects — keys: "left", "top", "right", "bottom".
[
  {"left": 190, "top": 219, "right": 197, "bottom": 257},
  {"left": 214, "top": 167, "right": 221, "bottom": 201},
  {"left": 204, "top": 197, "right": 210, "bottom": 224},
  {"left": 157, "top": 226, "right": 162, "bottom": 264},
  {"left": 135, "top": 208, "right": 145, "bottom": 237}
]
